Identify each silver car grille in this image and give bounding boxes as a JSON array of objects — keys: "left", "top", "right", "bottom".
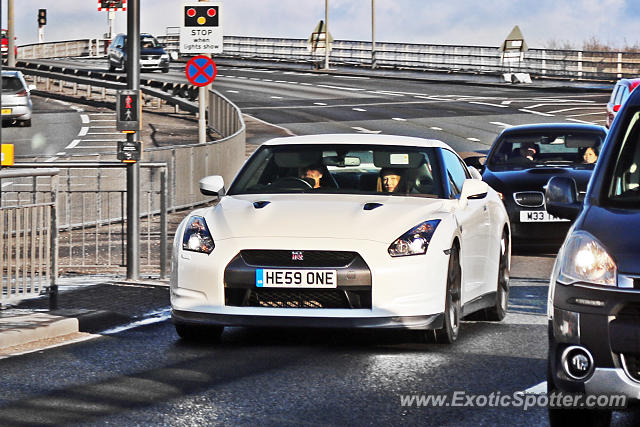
[{"left": 513, "top": 191, "right": 544, "bottom": 208}]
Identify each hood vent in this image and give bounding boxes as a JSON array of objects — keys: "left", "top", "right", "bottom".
[
  {"left": 253, "top": 201, "right": 271, "bottom": 209},
  {"left": 363, "top": 202, "right": 383, "bottom": 211}
]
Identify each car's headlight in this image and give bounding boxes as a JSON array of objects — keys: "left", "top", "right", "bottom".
[
  {"left": 557, "top": 231, "right": 616, "bottom": 286},
  {"left": 388, "top": 220, "right": 440, "bottom": 257},
  {"left": 182, "top": 216, "right": 214, "bottom": 254}
]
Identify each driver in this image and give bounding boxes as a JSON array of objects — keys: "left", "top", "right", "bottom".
[
  {"left": 300, "top": 165, "right": 324, "bottom": 189},
  {"left": 379, "top": 168, "right": 404, "bottom": 193}
]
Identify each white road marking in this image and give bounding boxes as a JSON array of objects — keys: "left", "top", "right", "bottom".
[
  {"left": 566, "top": 118, "right": 596, "bottom": 124},
  {"left": 369, "top": 91, "right": 405, "bottom": 97},
  {"left": 352, "top": 108, "right": 367, "bottom": 112},
  {"left": 524, "top": 381, "right": 547, "bottom": 394},
  {"left": 300, "top": 83, "right": 312, "bottom": 86},
  {"left": 243, "top": 114, "right": 296, "bottom": 136},
  {"left": 275, "top": 80, "right": 287, "bottom": 83},
  {"left": 519, "top": 109, "right": 554, "bottom": 117},
  {"left": 249, "top": 78, "right": 260, "bottom": 81},
  {"left": 80, "top": 114, "right": 90, "bottom": 124},
  {"left": 237, "top": 76, "right": 248, "bottom": 80},
  {"left": 335, "top": 75, "right": 370, "bottom": 80},
  {"left": 467, "top": 137, "right": 481, "bottom": 142},
  {"left": 547, "top": 107, "right": 604, "bottom": 114},
  {"left": 102, "top": 309, "right": 172, "bottom": 335},
  {"left": 65, "top": 139, "right": 82, "bottom": 149},
  {"left": 490, "top": 121, "right": 512, "bottom": 128},
  {"left": 78, "top": 127, "right": 89, "bottom": 136},
  {"left": 469, "top": 101, "right": 508, "bottom": 108},
  {"left": 501, "top": 100, "right": 513, "bottom": 105},
  {"left": 392, "top": 117, "right": 407, "bottom": 121},
  {"left": 263, "top": 79, "right": 273, "bottom": 82},
  {"left": 317, "top": 84, "right": 365, "bottom": 92},
  {"left": 314, "top": 102, "right": 328, "bottom": 106},
  {"left": 351, "top": 126, "right": 381, "bottom": 134},
  {"left": 430, "top": 126, "right": 443, "bottom": 131},
  {"left": 226, "top": 90, "right": 239, "bottom": 94},
  {"left": 270, "top": 96, "right": 284, "bottom": 99}
]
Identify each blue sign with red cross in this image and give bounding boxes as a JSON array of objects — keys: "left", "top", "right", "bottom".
[{"left": 185, "top": 55, "right": 218, "bottom": 87}]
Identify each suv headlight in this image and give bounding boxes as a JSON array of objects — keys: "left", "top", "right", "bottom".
[
  {"left": 182, "top": 216, "right": 214, "bottom": 254},
  {"left": 557, "top": 231, "right": 616, "bottom": 286},
  {"left": 388, "top": 220, "right": 440, "bottom": 257}
]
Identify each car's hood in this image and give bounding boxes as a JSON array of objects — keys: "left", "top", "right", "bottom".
[
  {"left": 483, "top": 167, "right": 593, "bottom": 194},
  {"left": 205, "top": 194, "right": 449, "bottom": 243},
  {"left": 580, "top": 205, "right": 640, "bottom": 274}
]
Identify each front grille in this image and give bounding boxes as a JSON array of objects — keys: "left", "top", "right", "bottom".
[
  {"left": 241, "top": 250, "right": 357, "bottom": 268},
  {"left": 142, "top": 55, "right": 160, "bottom": 60},
  {"left": 225, "top": 288, "right": 371, "bottom": 309},
  {"left": 621, "top": 354, "right": 640, "bottom": 382},
  {"left": 513, "top": 191, "right": 544, "bottom": 207}
]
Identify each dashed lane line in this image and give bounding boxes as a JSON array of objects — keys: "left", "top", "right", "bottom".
[
  {"left": 352, "top": 108, "right": 367, "bottom": 112},
  {"left": 566, "top": 118, "right": 596, "bottom": 124},
  {"left": 467, "top": 137, "right": 481, "bottom": 142},
  {"left": 490, "top": 122, "right": 512, "bottom": 128},
  {"left": 468, "top": 101, "right": 508, "bottom": 108},
  {"left": 80, "top": 114, "right": 90, "bottom": 124},
  {"left": 78, "top": 127, "right": 89, "bottom": 136},
  {"left": 519, "top": 109, "right": 554, "bottom": 117},
  {"left": 65, "top": 140, "right": 81, "bottom": 149},
  {"left": 392, "top": 117, "right": 407, "bottom": 121}
]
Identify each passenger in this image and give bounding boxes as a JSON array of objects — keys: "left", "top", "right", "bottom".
[
  {"left": 517, "top": 142, "right": 538, "bottom": 161},
  {"left": 581, "top": 146, "right": 599, "bottom": 164},
  {"left": 379, "top": 168, "right": 404, "bottom": 193},
  {"left": 300, "top": 165, "right": 324, "bottom": 189}
]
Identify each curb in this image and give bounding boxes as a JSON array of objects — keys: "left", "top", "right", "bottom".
[{"left": 0, "top": 314, "right": 79, "bottom": 349}]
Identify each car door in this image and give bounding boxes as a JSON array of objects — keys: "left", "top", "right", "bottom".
[{"left": 441, "top": 149, "right": 491, "bottom": 301}]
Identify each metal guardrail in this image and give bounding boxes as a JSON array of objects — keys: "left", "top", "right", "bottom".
[
  {"left": 0, "top": 169, "right": 59, "bottom": 305},
  {"left": 17, "top": 36, "right": 639, "bottom": 80}
]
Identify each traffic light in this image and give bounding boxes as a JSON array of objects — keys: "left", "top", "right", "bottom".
[
  {"left": 38, "top": 9, "right": 47, "bottom": 26},
  {"left": 116, "top": 89, "right": 140, "bottom": 132}
]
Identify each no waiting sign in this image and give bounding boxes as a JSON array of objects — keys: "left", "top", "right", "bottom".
[
  {"left": 185, "top": 55, "right": 218, "bottom": 87},
  {"left": 180, "top": 1, "right": 223, "bottom": 54}
]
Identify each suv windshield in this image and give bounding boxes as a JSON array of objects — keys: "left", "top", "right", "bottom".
[
  {"left": 228, "top": 144, "right": 443, "bottom": 198},
  {"left": 487, "top": 131, "right": 605, "bottom": 170},
  {"left": 607, "top": 110, "right": 640, "bottom": 204}
]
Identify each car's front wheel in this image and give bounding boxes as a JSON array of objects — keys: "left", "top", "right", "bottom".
[
  {"left": 435, "top": 246, "right": 461, "bottom": 344},
  {"left": 175, "top": 324, "right": 224, "bottom": 343},
  {"left": 485, "top": 231, "right": 509, "bottom": 321}
]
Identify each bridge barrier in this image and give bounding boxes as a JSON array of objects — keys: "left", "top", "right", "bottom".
[
  {"left": 17, "top": 36, "right": 640, "bottom": 80},
  {"left": 0, "top": 169, "right": 59, "bottom": 304}
]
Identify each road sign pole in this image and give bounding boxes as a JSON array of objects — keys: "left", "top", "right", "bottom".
[
  {"left": 8, "top": 0, "right": 16, "bottom": 67},
  {"left": 126, "top": 0, "right": 141, "bottom": 281},
  {"left": 323, "top": 0, "right": 330, "bottom": 70},
  {"left": 198, "top": 0, "right": 209, "bottom": 144}
]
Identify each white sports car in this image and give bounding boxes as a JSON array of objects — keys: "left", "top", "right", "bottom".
[{"left": 171, "top": 134, "right": 511, "bottom": 343}]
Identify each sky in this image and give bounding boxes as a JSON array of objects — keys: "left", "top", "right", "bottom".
[{"left": 1, "top": 0, "right": 639, "bottom": 50}]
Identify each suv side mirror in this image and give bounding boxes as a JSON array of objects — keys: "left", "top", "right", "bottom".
[
  {"left": 200, "top": 175, "right": 225, "bottom": 197},
  {"left": 545, "top": 176, "right": 581, "bottom": 220}
]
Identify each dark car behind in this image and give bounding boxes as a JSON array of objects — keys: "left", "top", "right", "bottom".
[
  {"left": 478, "top": 123, "right": 606, "bottom": 249},
  {"left": 108, "top": 33, "right": 170, "bottom": 73}
]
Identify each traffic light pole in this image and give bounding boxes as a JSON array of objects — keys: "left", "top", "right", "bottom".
[
  {"left": 7, "top": 0, "right": 15, "bottom": 67},
  {"left": 126, "top": 0, "right": 141, "bottom": 280}
]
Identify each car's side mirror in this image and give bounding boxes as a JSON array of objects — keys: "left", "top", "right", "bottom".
[
  {"left": 459, "top": 179, "right": 489, "bottom": 208},
  {"left": 467, "top": 166, "right": 482, "bottom": 180},
  {"left": 545, "top": 176, "right": 581, "bottom": 221},
  {"left": 200, "top": 175, "right": 225, "bottom": 197}
]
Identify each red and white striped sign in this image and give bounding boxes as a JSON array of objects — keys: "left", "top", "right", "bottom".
[{"left": 98, "top": 0, "right": 127, "bottom": 12}]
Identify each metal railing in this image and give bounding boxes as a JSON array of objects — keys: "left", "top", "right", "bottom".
[
  {"left": 17, "top": 36, "right": 640, "bottom": 80},
  {"left": 0, "top": 169, "right": 59, "bottom": 305}
]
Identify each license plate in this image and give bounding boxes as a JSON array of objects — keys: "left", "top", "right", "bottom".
[
  {"left": 1, "top": 108, "right": 11, "bottom": 115},
  {"left": 519, "top": 211, "right": 570, "bottom": 222},
  {"left": 256, "top": 269, "right": 338, "bottom": 288}
]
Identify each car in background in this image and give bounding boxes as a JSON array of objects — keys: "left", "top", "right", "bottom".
[
  {"left": 469, "top": 123, "right": 606, "bottom": 249},
  {"left": 171, "top": 134, "right": 511, "bottom": 344},
  {"left": 545, "top": 77, "right": 640, "bottom": 427},
  {"left": 108, "top": 33, "right": 170, "bottom": 73},
  {"left": 1, "top": 29, "right": 17, "bottom": 59},
  {"left": 1, "top": 70, "right": 34, "bottom": 127},
  {"left": 606, "top": 77, "right": 640, "bottom": 128}
]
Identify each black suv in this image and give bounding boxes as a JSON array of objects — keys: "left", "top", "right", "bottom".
[
  {"left": 108, "top": 33, "right": 169, "bottom": 73},
  {"left": 546, "top": 81, "right": 640, "bottom": 425}
]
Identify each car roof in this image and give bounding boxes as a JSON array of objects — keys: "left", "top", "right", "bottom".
[
  {"left": 617, "top": 77, "right": 640, "bottom": 90},
  {"left": 261, "top": 134, "right": 453, "bottom": 150},
  {"left": 1, "top": 70, "right": 21, "bottom": 78},
  {"left": 497, "top": 122, "right": 607, "bottom": 135}
]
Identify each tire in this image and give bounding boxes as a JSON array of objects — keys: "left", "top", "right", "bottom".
[
  {"left": 162, "top": 67, "right": 169, "bottom": 73},
  {"left": 547, "top": 360, "right": 612, "bottom": 426},
  {"left": 175, "top": 324, "right": 224, "bottom": 343},
  {"left": 485, "top": 231, "right": 510, "bottom": 321},
  {"left": 21, "top": 119, "right": 32, "bottom": 128},
  {"left": 435, "top": 246, "right": 461, "bottom": 344}
]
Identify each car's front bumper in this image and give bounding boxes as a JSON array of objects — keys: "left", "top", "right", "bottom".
[
  {"left": 172, "top": 309, "right": 444, "bottom": 330},
  {"left": 549, "top": 280, "right": 640, "bottom": 399}
]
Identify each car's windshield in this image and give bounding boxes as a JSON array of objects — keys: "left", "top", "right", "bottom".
[
  {"left": 122, "top": 36, "right": 159, "bottom": 49},
  {"left": 1, "top": 76, "right": 24, "bottom": 92},
  {"left": 228, "top": 144, "right": 443, "bottom": 198},
  {"left": 607, "top": 110, "right": 640, "bottom": 205},
  {"left": 487, "top": 131, "right": 605, "bottom": 170}
]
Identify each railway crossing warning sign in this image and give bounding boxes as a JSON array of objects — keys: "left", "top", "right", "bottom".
[
  {"left": 180, "top": 1, "right": 223, "bottom": 54},
  {"left": 98, "top": 0, "right": 126, "bottom": 12}
]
